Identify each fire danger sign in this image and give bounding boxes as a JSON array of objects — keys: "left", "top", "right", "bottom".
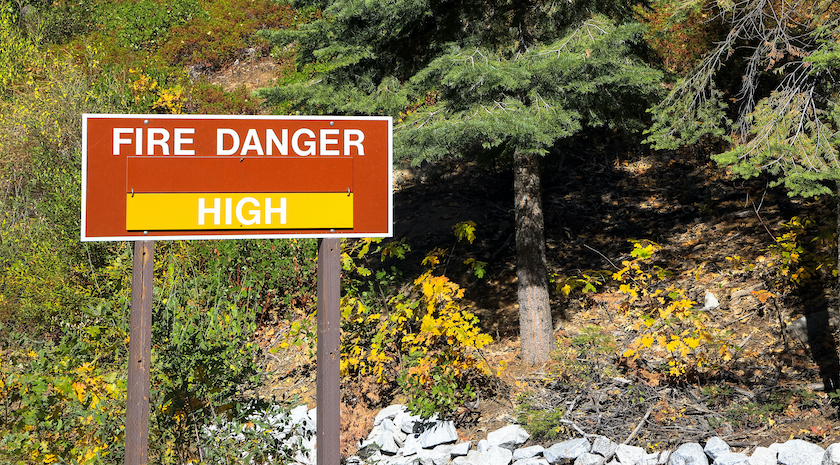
[{"left": 82, "top": 114, "right": 392, "bottom": 241}]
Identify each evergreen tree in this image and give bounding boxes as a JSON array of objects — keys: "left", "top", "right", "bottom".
[
  {"left": 259, "top": 0, "right": 663, "bottom": 364},
  {"left": 644, "top": 0, "right": 840, "bottom": 353},
  {"left": 646, "top": 0, "right": 840, "bottom": 197}
]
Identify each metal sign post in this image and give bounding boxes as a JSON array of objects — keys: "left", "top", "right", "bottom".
[
  {"left": 126, "top": 240, "right": 154, "bottom": 465},
  {"left": 316, "top": 238, "right": 341, "bottom": 465}
]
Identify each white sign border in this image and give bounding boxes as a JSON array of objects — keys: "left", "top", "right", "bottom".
[{"left": 81, "top": 113, "right": 393, "bottom": 242}]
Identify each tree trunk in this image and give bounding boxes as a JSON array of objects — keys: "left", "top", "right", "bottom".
[{"left": 514, "top": 150, "right": 554, "bottom": 365}]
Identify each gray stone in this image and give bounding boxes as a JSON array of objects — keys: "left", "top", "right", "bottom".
[
  {"left": 478, "top": 439, "right": 491, "bottom": 453},
  {"left": 514, "top": 446, "right": 546, "bottom": 461},
  {"left": 713, "top": 453, "right": 749, "bottom": 465},
  {"left": 379, "top": 453, "right": 414, "bottom": 465},
  {"left": 415, "top": 444, "right": 455, "bottom": 465},
  {"left": 592, "top": 436, "right": 619, "bottom": 457},
  {"left": 381, "top": 418, "right": 407, "bottom": 447},
  {"left": 702, "top": 291, "right": 720, "bottom": 310},
  {"left": 418, "top": 420, "right": 459, "bottom": 449},
  {"left": 823, "top": 444, "right": 840, "bottom": 465},
  {"left": 777, "top": 439, "right": 825, "bottom": 465},
  {"left": 290, "top": 404, "right": 312, "bottom": 431},
  {"left": 640, "top": 452, "right": 670, "bottom": 465},
  {"left": 364, "top": 422, "right": 401, "bottom": 455},
  {"left": 375, "top": 405, "right": 408, "bottom": 426},
  {"left": 513, "top": 459, "right": 550, "bottom": 465},
  {"left": 451, "top": 441, "right": 473, "bottom": 458},
  {"left": 308, "top": 407, "right": 317, "bottom": 431},
  {"left": 668, "top": 442, "right": 708, "bottom": 465},
  {"left": 749, "top": 447, "right": 777, "bottom": 465},
  {"left": 704, "top": 438, "right": 731, "bottom": 461},
  {"left": 615, "top": 444, "right": 646, "bottom": 465},
  {"left": 403, "top": 434, "right": 422, "bottom": 457},
  {"left": 395, "top": 410, "right": 423, "bottom": 435},
  {"left": 577, "top": 453, "right": 607, "bottom": 465},
  {"left": 488, "top": 425, "right": 531, "bottom": 450},
  {"left": 544, "top": 439, "right": 592, "bottom": 464},
  {"left": 454, "top": 447, "right": 514, "bottom": 465}
]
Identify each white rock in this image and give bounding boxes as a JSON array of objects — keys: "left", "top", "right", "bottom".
[
  {"left": 483, "top": 446, "right": 516, "bottom": 465},
  {"left": 514, "top": 446, "right": 546, "bottom": 461},
  {"left": 823, "top": 444, "right": 840, "bottom": 465},
  {"left": 577, "top": 453, "right": 607, "bottom": 465},
  {"left": 592, "top": 436, "right": 619, "bottom": 457},
  {"left": 290, "top": 404, "right": 311, "bottom": 426},
  {"left": 615, "top": 444, "right": 646, "bottom": 465},
  {"left": 704, "top": 438, "right": 731, "bottom": 461},
  {"left": 513, "top": 458, "right": 550, "bottom": 465},
  {"left": 703, "top": 291, "right": 720, "bottom": 310},
  {"left": 451, "top": 441, "right": 473, "bottom": 457},
  {"left": 777, "top": 439, "right": 825, "bottom": 465},
  {"left": 419, "top": 419, "right": 459, "bottom": 448},
  {"left": 713, "top": 453, "right": 749, "bottom": 465},
  {"left": 375, "top": 404, "right": 408, "bottom": 426},
  {"left": 395, "top": 410, "right": 423, "bottom": 434},
  {"left": 640, "top": 452, "right": 670, "bottom": 465},
  {"left": 454, "top": 447, "right": 515, "bottom": 465},
  {"left": 364, "top": 420, "right": 401, "bottom": 455},
  {"left": 478, "top": 439, "right": 491, "bottom": 453},
  {"left": 544, "top": 438, "right": 592, "bottom": 464},
  {"left": 308, "top": 407, "right": 317, "bottom": 431},
  {"left": 415, "top": 444, "right": 455, "bottom": 465},
  {"left": 403, "top": 434, "right": 422, "bottom": 457},
  {"left": 488, "top": 425, "right": 531, "bottom": 450},
  {"left": 749, "top": 446, "right": 777, "bottom": 465}
]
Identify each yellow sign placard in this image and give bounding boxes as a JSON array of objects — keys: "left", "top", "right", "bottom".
[{"left": 126, "top": 193, "right": 353, "bottom": 230}]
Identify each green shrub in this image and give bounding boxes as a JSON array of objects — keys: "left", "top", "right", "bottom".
[
  {"left": 339, "top": 236, "right": 498, "bottom": 420},
  {"left": 99, "top": 0, "right": 203, "bottom": 52},
  {"left": 200, "top": 401, "right": 312, "bottom": 465},
  {"left": 161, "top": 0, "right": 293, "bottom": 68},
  {"left": 0, "top": 303, "right": 129, "bottom": 464},
  {"left": 516, "top": 396, "right": 568, "bottom": 442},
  {"left": 188, "top": 81, "right": 260, "bottom": 115},
  {"left": 0, "top": 1, "right": 41, "bottom": 94}
]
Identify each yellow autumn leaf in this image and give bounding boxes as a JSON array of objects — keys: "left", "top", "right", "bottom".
[
  {"left": 72, "top": 381, "right": 86, "bottom": 402},
  {"left": 561, "top": 283, "right": 572, "bottom": 296}
]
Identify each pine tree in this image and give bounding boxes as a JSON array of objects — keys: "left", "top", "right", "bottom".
[
  {"left": 259, "top": 0, "right": 663, "bottom": 364},
  {"left": 646, "top": 0, "right": 840, "bottom": 198},
  {"left": 644, "top": 0, "right": 840, "bottom": 390}
]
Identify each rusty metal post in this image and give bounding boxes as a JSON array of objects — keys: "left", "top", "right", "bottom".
[
  {"left": 126, "top": 240, "right": 155, "bottom": 465},
  {"left": 316, "top": 238, "right": 341, "bottom": 465}
]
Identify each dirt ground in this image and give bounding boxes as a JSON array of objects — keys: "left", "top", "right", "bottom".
[{"left": 212, "top": 56, "right": 840, "bottom": 456}]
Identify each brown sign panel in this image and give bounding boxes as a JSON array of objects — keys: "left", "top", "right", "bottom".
[{"left": 82, "top": 114, "right": 392, "bottom": 240}]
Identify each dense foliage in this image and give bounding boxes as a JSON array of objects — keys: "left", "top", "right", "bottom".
[
  {"left": 259, "top": 0, "right": 664, "bottom": 364},
  {"left": 0, "top": 0, "right": 310, "bottom": 462},
  {"left": 3, "top": 0, "right": 840, "bottom": 461},
  {"left": 645, "top": 0, "right": 840, "bottom": 198}
]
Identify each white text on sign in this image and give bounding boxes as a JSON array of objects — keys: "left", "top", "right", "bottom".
[
  {"left": 125, "top": 193, "right": 354, "bottom": 230},
  {"left": 112, "top": 127, "right": 366, "bottom": 156},
  {"left": 198, "top": 197, "right": 286, "bottom": 226}
]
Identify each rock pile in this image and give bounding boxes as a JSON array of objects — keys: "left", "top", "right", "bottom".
[{"left": 339, "top": 404, "right": 840, "bottom": 465}]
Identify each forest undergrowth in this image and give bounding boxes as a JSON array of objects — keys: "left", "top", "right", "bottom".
[
  {"left": 259, "top": 142, "right": 840, "bottom": 454},
  {"left": 2, "top": 0, "right": 840, "bottom": 463}
]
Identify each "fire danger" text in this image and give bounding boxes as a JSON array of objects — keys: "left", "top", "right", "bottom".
[{"left": 112, "top": 127, "right": 366, "bottom": 156}]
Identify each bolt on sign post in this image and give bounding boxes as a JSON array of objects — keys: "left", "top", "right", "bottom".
[{"left": 82, "top": 114, "right": 392, "bottom": 464}]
